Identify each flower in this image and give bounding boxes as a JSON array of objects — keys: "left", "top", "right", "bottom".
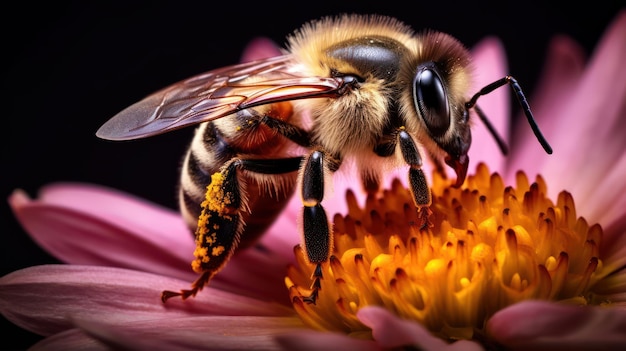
[{"left": 2, "top": 11, "right": 626, "bottom": 351}]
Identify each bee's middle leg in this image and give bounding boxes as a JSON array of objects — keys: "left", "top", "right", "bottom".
[{"left": 300, "top": 149, "right": 341, "bottom": 304}]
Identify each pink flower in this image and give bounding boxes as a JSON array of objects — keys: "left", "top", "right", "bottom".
[{"left": 2, "top": 11, "right": 626, "bottom": 351}]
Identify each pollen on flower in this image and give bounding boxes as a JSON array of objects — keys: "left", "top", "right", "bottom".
[{"left": 285, "top": 163, "right": 611, "bottom": 341}]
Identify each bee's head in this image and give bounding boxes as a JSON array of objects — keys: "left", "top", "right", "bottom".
[{"left": 402, "top": 31, "right": 473, "bottom": 187}]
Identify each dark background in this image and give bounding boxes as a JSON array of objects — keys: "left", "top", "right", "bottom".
[{"left": 3, "top": 1, "right": 624, "bottom": 349}]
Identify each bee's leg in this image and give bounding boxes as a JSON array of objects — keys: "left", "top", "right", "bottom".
[
  {"left": 260, "top": 115, "right": 311, "bottom": 147},
  {"left": 162, "top": 156, "right": 303, "bottom": 302},
  {"left": 300, "top": 149, "right": 341, "bottom": 304},
  {"left": 162, "top": 159, "right": 243, "bottom": 302},
  {"left": 397, "top": 130, "right": 432, "bottom": 229}
]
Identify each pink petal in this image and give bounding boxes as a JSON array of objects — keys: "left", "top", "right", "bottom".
[
  {"left": 593, "top": 269, "right": 626, "bottom": 303},
  {"left": 507, "top": 35, "right": 586, "bottom": 179},
  {"left": 601, "top": 212, "right": 626, "bottom": 269},
  {"left": 487, "top": 301, "right": 626, "bottom": 350},
  {"left": 593, "top": 212, "right": 626, "bottom": 300},
  {"left": 0, "top": 265, "right": 294, "bottom": 337},
  {"left": 261, "top": 192, "right": 303, "bottom": 260},
  {"left": 11, "top": 184, "right": 299, "bottom": 303},
  {"left": 8, "top": 186, "right": 196, "bottom": 281},
  {"left": 211, "top": 245, "right": 292, "bottom": 304},
  {"left": 240, "top": 37, "right": 283, "bottom": 62},
  {"left": 547, "top": 10, "right": 626, "bottom": 226},
  {"left": 36, "top": 183, "right": 190, "bottom": 241},
  {"left": 275, "top": 330, "right": 381, "bottom": 351},
  {"left": 586, "top": 152, "right": 626, "bottom": 227},
  {"left": 468, "top": 37, "right": 510, "bottom": 175},
  {"left": 508, "top": 10, "right": 626, "bottom": 218},
  {"left": 357, "top": 306, "right": 484, "bottom": 351},
  {"left": 74, "top": 315, "right": 303, "bottom": 351},
  {"left": 30, "top": 329, "right": 107, "bottom": 351}
]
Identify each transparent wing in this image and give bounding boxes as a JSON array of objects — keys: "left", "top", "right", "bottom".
[{"left": 96, "top": 55, "right": 345, "bottom": 140}]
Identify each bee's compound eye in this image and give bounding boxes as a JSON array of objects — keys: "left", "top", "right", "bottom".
[{"left": 413, "top": 67, "right": 450, "bottom": 137}]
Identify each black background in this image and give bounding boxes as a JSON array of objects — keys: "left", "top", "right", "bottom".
[{"left": 3, "top": 1, "right": 624, "bottom": 349}]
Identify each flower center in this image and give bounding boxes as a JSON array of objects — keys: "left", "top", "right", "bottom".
[{"left": 285, "top": 163, "right": 607, "bottom": 341}]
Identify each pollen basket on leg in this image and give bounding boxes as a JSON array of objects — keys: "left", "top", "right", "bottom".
[
  {"left": 285, "top": 162, "right": 610, "bottom": 341},
  {"left": 162, "top": 165, "right": 245, "bottom": 302},
  {"left": 192, "top": 170, "right": 240, "bottom": 273}
]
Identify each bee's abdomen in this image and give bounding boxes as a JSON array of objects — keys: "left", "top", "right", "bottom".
[{"left": 179, "top": 121, "right": 234, "bottom": 229}]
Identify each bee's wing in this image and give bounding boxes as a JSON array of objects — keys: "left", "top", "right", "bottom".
[{"left": 96, "top": 55, "right": 343, "bottom": 140}]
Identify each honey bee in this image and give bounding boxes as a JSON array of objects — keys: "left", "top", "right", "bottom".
[{"left": 97, "top": 14, "right": 552, "bottom": 304}]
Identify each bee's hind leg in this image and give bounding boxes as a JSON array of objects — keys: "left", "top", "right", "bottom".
[{"left": 161, "top": 156, "right": 303, "bottom": 302}]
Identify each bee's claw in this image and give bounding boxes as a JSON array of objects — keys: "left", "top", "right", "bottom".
[
  {"left": 302, "top": 263, "right": 323, "bottom": 304},
  {"left": 419, "top": 206, "right": 433, "bottom": 231},
  {"left": 302, "top": 290, "right": 319, "bottom": 305},
  {"left": 161, "top": 271, "right": 213, "bottom": 303}
]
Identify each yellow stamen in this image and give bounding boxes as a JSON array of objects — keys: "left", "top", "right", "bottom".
[{"left": 286, "top": 163, "right": 610, "bottom": 341}]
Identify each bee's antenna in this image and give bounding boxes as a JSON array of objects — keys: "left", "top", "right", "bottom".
[{"left": 466, "top": 76, "right": 553, "bottom": 155}]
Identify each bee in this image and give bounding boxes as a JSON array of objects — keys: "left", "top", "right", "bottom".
[{"left": 97, "top": 14, "right": 552, "bottom": 304}]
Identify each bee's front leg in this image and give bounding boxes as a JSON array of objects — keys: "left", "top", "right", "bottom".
[
  {"left": 162, "top": 156, "right": 302, "bottom": 302},
  {"left": 397, "top": 129, "right": 432, "bottom": 229},
  {"left": 300, "top": 149, "right": 341, "bottom": 304}
]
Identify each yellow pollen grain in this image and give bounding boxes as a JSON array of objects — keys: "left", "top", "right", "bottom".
[
  {"left": 196, "top": 213, "right": 210, "bottom": 236},
  {"left": 191, "top": 260, "right": 202, "bottom": 272},
  {"left": 285, "top": 162, "right": 610, "bottom": 342},
  {"left": 193, "top": 246, "right": 208, "bottom": 258},
  {"left": 192, "top": 246, "right": 210, "bottom": 273},
  {"left": 203, "top": 172, "right": 230, "bottom": 215},
  {"left": 212, "top": 245, "right": 225, "bottom": 256},
  {"left": 205, "top": 233, "right": 217, "bottom": 245}
]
